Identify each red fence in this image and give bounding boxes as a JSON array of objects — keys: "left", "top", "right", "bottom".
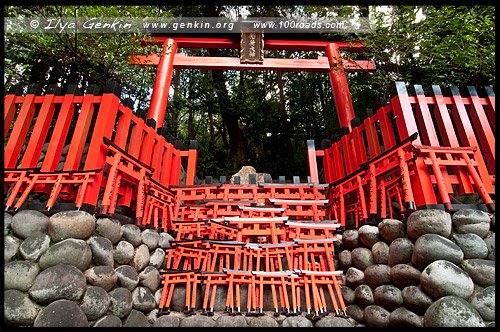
[
  {"left": 308, "top": 82, "right": 495, "bottom": 221},
  {"left": 4, "top": 82, "right": 198, "bottom": 221}
]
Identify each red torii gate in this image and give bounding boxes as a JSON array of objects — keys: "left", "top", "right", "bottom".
[{"left": 129, "top": 37, "right": 374, "bottom": 132}]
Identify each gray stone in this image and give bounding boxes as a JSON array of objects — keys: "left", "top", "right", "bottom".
[
  {"left": 4, "top": 212, "right": 12, "bottom": 235},
  {"left": 88, "top": 236, "right": 114, "bottom": 266},
  {"left": 149, "top": 248, "right": 165, "bottom": 269},
  {"left": 388, "top": 238, "right": 414, "bottom": 266},
  {"left": 141, "top": 229, "right": 159, "bottom": 251},
  {"left": 154, "top": 288, "right": 162, "bottom": 306},
  {"left": 146, "top": 308, "right": 158, "bottom": 324},
  {"left": 402, "top": 286, "right": 433, "bottom": 315},
  {"left": 180, "top": 314, "right": 216, "bottom": 327},
  {"left": 338, "top": 250, "right": 352, "bottom": 269},
  {"left": 48, "top": 210, "right": 95, "bottom": 242},
  {"left": 355, "top": 284, "right": 374, "bottom": 307},
  {"left": 364, "top": 305, "right": 390, "bottom": 327},
  {"left": 407, "top": 209, "right": 451, "bottom": 240},
  {"left": 452, "top": 233, "right": 488, "bottom": 259},
  {"left": 131, "top": 244, "right": 150, "bottom": 271},
  {"left": 116, "top": 265, "right": 140, "bottom": 291},
  {"left": 347, "top": 304, "right": 364, "bottom": 323},
  {"left": 169, "top": 284, "right": 203, "bottom": 311},
  {"left": 460, "top": 259, "right": 495, "bottom": 287},
  {"left": 132, "top": 286, "right": 156, "bottom": 312},
  {"left": 29, "top": 264, "right": 86, "bottom": 303},
  {"left": 153, "top": 315, "right": 181, "bottom": 327},
  {"left": 358, "top": 225, "right": 380, "bottom": 248},
  {"left": 80, "top": 286, "right": 110, "bottom": 321},
  {"left": 351, "top": 247, "right": 374, "bottom": 270},
  {"left": 201, "top": 284, "right": 228, "bottom": 311},
  {"left": 389, "top": 307, "right": 423, "bottom": 327},
  {"left": 390, "top": 264, "right": 421, "bottom": 287},
  {"left": 452, "top": 209, "right": 490, "bottom": 238},
  {"left": 248, "top": 315, "right": 278, "bottom": 327},
  {"left": 378, "top": 219, "right": 406, "bottom": 242},
  {"left": 345, "top": 267, "right": 365, "bottom": 288},
  {"left": 215, "top": 314, "right": 249, "bottom": 327},
  {"left": 34, "top": 299, "right": 89, "bottom": 327},
  {"left": 469, "top": 286, "right": 495, "bottom": 321},
  {"left": 420, "top": 260, "right": 474, "bottom": 299},
  {"left": 123, "top": 309, "right": 150, "bottom": 327},
  {"left": 411, "top": 233, "right": 464, "bottom": 269},
  {"left": 84, "top": 266, "right": 118, "bottom": 291},
  {"left": 281, "top": 316, "right": 313, "bottom": 327},
  {"left": 113, "top": 240, "right": 135, "bottom": 265},
  {"left": 122, "top": 224, "right": 142, "bottom": 247},
  {"left": 139, "top": 265, "right": 161, "bottom": 292},
  {"left": 484, "top": 235, "right": 495, "bottom": 261},
  {"left": 4, "top": 260, "right": 40, "bottom": 292},
  {"left": 4, "top": 289, "right": 41, "bottom": 326},
  {"left": 342, "top": 229, "right": 359, "bottom": 250},
  {"left": 371, "top": 241, "right": 389, "bottom": 265},
  {"left": 95, "top": 218, "right": 123, "bottom": 245},
  {"left": 314, "top": 316, "right": 353, "bottom": 327},
  {"left": 19, "top": 233, "right": 50, "bottom": 261},
  {"left": 364, "top": 264, "right": 391, "bottom": 288},
  {"left": 424, "top": 296, "right": 485, "bottom": 327},
  {"left": 108, "top": 287, "right": 133, "bottom": 318},
  {"left": 5, "top": 235, "right": 20, "bottom": 263},
  {"left": 374, "top": 285, "right": 403, "bottom": 311},
  {"left": 11, "top": 210, "right": 49, "bottom": 239},
  {"left": 93, "top": 315, "right": 122, "bottom": 327},
  {"left": 39, "top": 238, "right": 92, "bottom": 271},
  {"left": 158, "top": 232, "right": 174, "bottom": 249},
  {"left": 341, "top": 286, "right": 355, "bottom": 305}
]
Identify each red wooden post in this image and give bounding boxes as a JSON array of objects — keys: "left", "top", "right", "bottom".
[
  {"left": 410, "top": 85, "right": 439, "bottom": 146},
  {"left": 147, "top": 38, "right": 178, "bottom": 130},
  {"left": 4, "top": 85, "right": 23, "bottom": 138},
  {"left": 185, "top": 140, "right": 198, "bottom": 186},
  {"left": 325, "top": 43, "right": 355, "bottom": 130},
  {"left": 307, "top": 140, "right": 319, "bottom": 184}
]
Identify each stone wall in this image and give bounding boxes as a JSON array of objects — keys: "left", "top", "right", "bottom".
[{"left": 3, "top": 208, "right": 495, "bottom": 327}]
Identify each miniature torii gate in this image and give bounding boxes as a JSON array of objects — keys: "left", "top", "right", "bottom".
[{"left": 130, "top": 37, "right": 374, "bottom": 133}]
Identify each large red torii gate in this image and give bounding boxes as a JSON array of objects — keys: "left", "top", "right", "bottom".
[{"left": 130, "top": 37, "right": 374, "bottom": 131}]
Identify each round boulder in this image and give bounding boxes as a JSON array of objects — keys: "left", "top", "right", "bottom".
[
  {"left": 389, "top": 307, "right": 423, "bottom": 327},
  {"left": 314, "top": 316, "right": 353, "bottom": 327},
  {"left": 354, "top": 284, "right": 374, "bottom": 307},
  {"left": 116, "top": 265, "right": 140, "bottom": 291},
  {"left": 483, "top": 236, "right": 495, "bottom": 261},
  {"left": 342, "top": 229, "right": 359, "bottom": 250},
  {"left": 131, "top": 244, "right": 150, "bottom": 271},
  {"left": 158, "top": 232, "right": 174, "bottom": 249},
  {"left": 80, "top": 286, "right": 110, "bottom": 321},
  {"left": 452, "top": 209, "right": 490, "bottom": 238},
  {"left": 84, "top": 266, "right": 118, "bottom": 291},
  {"left": 420, "top": 260, "right": 474, "bottom": 299},
  {"left": 341, "top": 286, "right": 355, "bottom": 305},
  {"left": 351, "top": 247, "right": 374, "bottom": 270},
  {"left": 424, "top": 296, "right": 485, "bottom": 327},
  {"left": 141, "top": 229, "right": 159, "bottom": 251},
  {"left": 358, "top": 225, "right": 380, "bottom": 248},
  {"left": 338, "top": 250, "right": 352, "bottom": 269},
  {"left": 123, "top": 309, "right": 150, "bottom": 327},
  {"left": 390, "top": 264, "right": 421, "bottom": 288},
  {"left": 19, "top": 233, "right": 51, "bottom": 261},
  {"left": 11, "top": 210, "right": 49, "bottom": 239},
  {"left": 214, "top": 315, "right": 249, "bottom": 327},
  {"left": 38, "top": 238, "right": 92, "bottom": 271},
  {"left": 180, "top": 314, "right": 216, "bottom": 327},
  {"left": 5, "top": 235, "right": 20, "bottom": 263},
  {"left": 374, "top": 285, "right": 403, "bottom": 311},
  {"left": 48, "top": 210, "right": 95, "bottom": 242},
  {"left": 378, "top": 219, "right": 406, "bottom": 242},
  {"left": 95, "top": 218, "right": 123, "bottom": 245},
  {"left": 364, "top": 305, "right": 390, "bottom": 327},
  {"left": 139, "top": 266, "right": 161, "bottom": 292},
  {"left": 282, "top": 316, "right": 313, "bottom": 327},
  {"left": 29, "top": 264, "right": 86, "bottom": 303},
  {"left": 4, "top": 289, "right": 41, "bottom": 326},
  {"left": 387, "top": 238, "right": 414, "bottom": 266},
  {"left": 452, "top": 233, "right": 488, "bottom": 259},
  {"left": 371, "top": 241, "right": 389, "bottom": 265},
  {"left": 108, "top": 287, "right": 133, "bottom": 318},
  {"left": 149, "top": 248, "right": 165, "bottom": 269},
  {"left": 364, "top": 264, "right": 391, "bottom": 288},
  {"left": 34, "top": 299, "right": 89, "bottom": 327},
  {"left": 469, "top": 286, "right": 495, "bottom": 321},
  {"left": 407, "top": 209, "right": 451, "bottom": 240},
  {"left": 4, "top": 212, "right": 12, "bottom": 235},
  {"left": 4, "top": 260, "right": 40, "bottom": 292},
  {"left": 460, "top": 259, "right": 495, "bottom": 287},
  {"left": 411, "top": 233, "right": 463, "bottom": 269},
  {"left": 345, "top": 267, "right": 365, "bottom": 288},
  {"left": 88, "top": 236, "right": 114, "bottom": 266},
  {"left": 94, "top": 315, "right": 122, "bottom": 327},
  {"left": 132, "top": 286, "right": 156, "bottom": 312},
  {"left": 122, "top": 224, "right": 142, "bottom": 247},
  {"left": 346, "top": 304, "right": 364, "bottom": 323},
  {"left": 113, "top": 240, "right": 135, "bottom": 265},
  {"left": 401, "top": 286, "right": 433, "bottom": 315},
  {"left": 153, "top": 315, "right": 181, "bottom": 327}
]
